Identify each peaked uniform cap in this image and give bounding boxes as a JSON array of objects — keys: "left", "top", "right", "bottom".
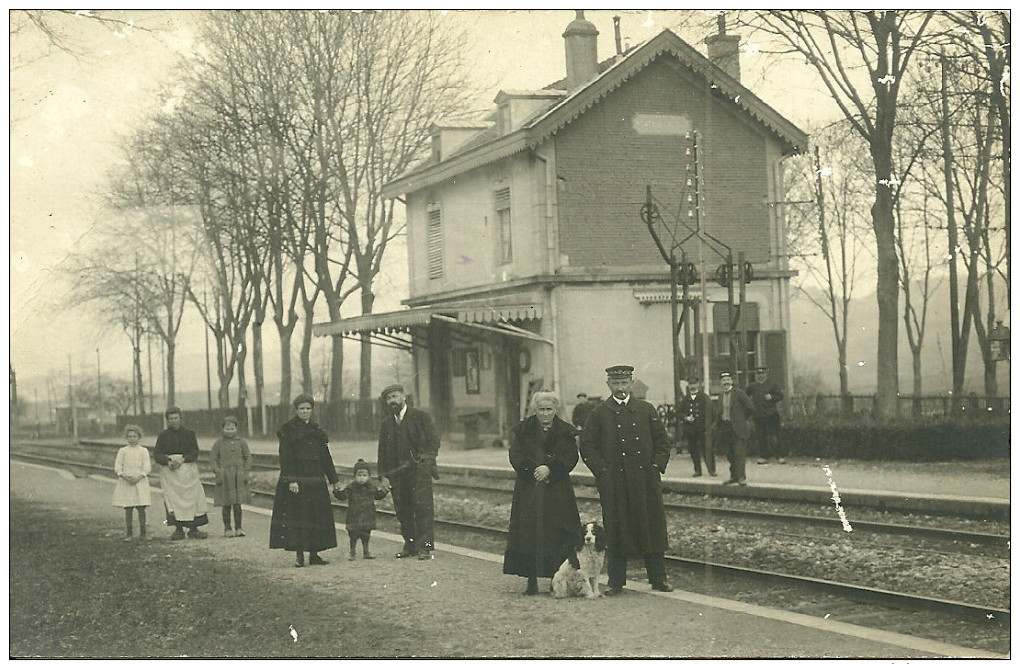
[{"left": 605, "top": 365, "right": 634, "bottom": 377}]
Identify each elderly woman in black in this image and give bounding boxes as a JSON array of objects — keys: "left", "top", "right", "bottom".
[
  {"left": 503, "top": 391, "right": 582, "bottom": 595},
  {"left": 269, "top": 394, "right": 340, "bottom": 567}
]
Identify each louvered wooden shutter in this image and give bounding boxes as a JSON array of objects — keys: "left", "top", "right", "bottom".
[{"left": 427, "top": 206, "right": 443, "bottom": 280}]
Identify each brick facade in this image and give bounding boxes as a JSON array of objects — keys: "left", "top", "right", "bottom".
[{"left": 556, "top": 58, "right": 770, "bottom": 270}]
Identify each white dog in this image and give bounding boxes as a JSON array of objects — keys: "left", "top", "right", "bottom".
[{"left": 551, "top": 522, "right": 606, "bottom": 599}]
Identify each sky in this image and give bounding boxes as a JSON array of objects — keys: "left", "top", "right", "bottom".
[{"left": 8, "top": 9, "right": 843, "bottom": 406}]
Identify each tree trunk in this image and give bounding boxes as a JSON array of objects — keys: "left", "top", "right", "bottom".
[
  {"left": 237, "top": 342, "right": 248, "bottom": 409},
  {"left": 837, "top": 339, "right": 849, "bottom": 398},
  {"left": 277, "top": 322, "right": 295, "bottom": 406},
  {"left": 322, "top": 286, "right": 345, "bottom": 405},
  {"left": 870, "top": 141, "right": 900, "bottom": 420},
  {"left": 133, "top": 325, "right": 145, "bottom": 415},
  {"left": 165, "top": 340, "right": 176, "bottom": 408},
  {"left": 253, "top": 316, "right": 265, "bottom": 411},
  {"left": 300, "top": 297, "right": 315, "bottom": 397}
]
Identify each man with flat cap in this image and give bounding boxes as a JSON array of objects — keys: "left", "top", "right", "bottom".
[
  {"left": 579, "top": 365, "right": 673, "bottom": 594},
  {"left": 714, "top": 371, "right": 756, "bottom": 486},
  {"left": 377, "top": 383, "right": 441, "bottom": 560},
  {"left": 746, "top": 365, "right": 785, "bottom": 464}
]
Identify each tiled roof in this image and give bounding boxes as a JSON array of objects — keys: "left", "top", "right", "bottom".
[{"left": 383, "top": 29, "right": 808, "bottom": 198}]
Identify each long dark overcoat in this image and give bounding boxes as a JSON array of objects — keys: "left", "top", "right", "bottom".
[
  {"left": 579, "top": 396, "right": 671, "bottom": 556},
  {"left": 503, "top": 415, "right": 582, "bottom": 578},
  {"left": 269, "top": 417, "right": 339, "bottom": 553}
]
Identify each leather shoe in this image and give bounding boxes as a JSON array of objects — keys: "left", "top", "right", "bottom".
[
  {"left": 651, "top": 581, "right": 673, "bottom": 592},
  {"left": 395, "top": 550, "right": 416, "bottom": 559},
  {"left": 603, "top": 586, "right": 624, "bottom": 597},
  {"left": 692, "top": 472, "right": 702, "bottom": 477},
  {"left": 418, "top": 549, "right": 434, "bottom": 560},
  {"left": 722, "top": 478, "right": 737, "bottom": 485},
  {"left": 738, "top": 480, "right": 747, "bottom": 486},
  {"left": 308, "top": 555, "right": 329, "bottom": 565}
]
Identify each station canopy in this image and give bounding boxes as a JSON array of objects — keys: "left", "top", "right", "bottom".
[{"left": 311, "top": 298, "right": 549, "bottom": 351}]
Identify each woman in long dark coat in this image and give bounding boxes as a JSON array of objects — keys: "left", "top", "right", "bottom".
[
  {"left": 269, "top": 395, "right": 340, "bottom": 567},
  {"left": 503, "top": 391, "right": 582, "bottom": 595}
]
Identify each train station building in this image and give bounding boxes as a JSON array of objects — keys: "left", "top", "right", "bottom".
[{"left": 314, "top": 13, "right": 808, "bottom": 438}]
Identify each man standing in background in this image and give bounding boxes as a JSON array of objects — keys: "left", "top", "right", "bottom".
[
  {"left": 714, "top": 372, "right": 755, "bottom": 486},
  {"left": 679, "top": 376, "right": 714, "bottom": 477},
  {"left": 746, "top": 365, "right": 785, "bottom": 464}
]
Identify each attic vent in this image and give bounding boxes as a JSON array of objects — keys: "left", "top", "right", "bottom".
[{"left": 426, "top": 205, "right": 443, "bottom": 280}]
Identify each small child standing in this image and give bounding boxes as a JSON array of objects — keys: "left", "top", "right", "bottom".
[
  {"left": 113, "top": 424, "right": 152, "bottom": 541},
  {"left": 333, "top": 458, "right": 389, "bottom": 560},
  {"left": 211, "top": 416, "right": 252, "bottom": 537}
]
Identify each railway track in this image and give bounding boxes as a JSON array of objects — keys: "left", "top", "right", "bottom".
[
  {"left": 12, "top": 449, "right": 1010, "bottom": 631},
  {"left": 18, "top": 443, "right": 1010, "bottom": 545}
]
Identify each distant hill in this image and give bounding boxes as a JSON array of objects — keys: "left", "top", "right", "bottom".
[{"left": 789, "top": 277, "right": 1009, "bottom": 395}]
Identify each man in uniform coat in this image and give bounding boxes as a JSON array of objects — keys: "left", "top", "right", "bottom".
[
  {"left": 377, "top": 384, "right": 441, "bottom": 560},
  {"left": 745, "top": 365, "right": 785, "bottom": 464},
  {"left": 713, "top": 371, "right": 756, "bottom": 486},
  {"left": 579, "top": 365, "right": 673, "bottom": 595},
  {"left": 679, "top": 375, "right": 715, "bottom": 477}
]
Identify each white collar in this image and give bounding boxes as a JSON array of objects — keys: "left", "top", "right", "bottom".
[
  {"left": 394, "top": 404, "right": 408, "bottom": 421},
  {"left": 613, "top": 394, "right": 631, "bottom": 406}
]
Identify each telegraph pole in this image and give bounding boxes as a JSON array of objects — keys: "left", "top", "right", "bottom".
[
  {"left": 68, "top": 355, "right": 78, "bottom": 440},
  {"left": 96, "top": 348, "right": 102, "bottom": 433}
]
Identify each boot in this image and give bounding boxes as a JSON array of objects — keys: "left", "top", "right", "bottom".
[
  {"left": 295, "top": 551, "right": 305, "bottom": 567},
  {"left": 524, "top": 577, "right": 539, "bottom": 596},
  {"left": 123, "top": 526, "right": 133, "bottom": 542}
]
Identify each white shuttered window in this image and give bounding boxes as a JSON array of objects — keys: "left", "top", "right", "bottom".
[
  {"left": 427, "top": 205, "right": 443, "bottom": 280},
  {"left": 495, "top": 188, "right": 512, "bottom": 264}
]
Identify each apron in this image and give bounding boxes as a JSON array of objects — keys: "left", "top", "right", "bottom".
[{"left": 161, "top": 459, "right": 209, "bottom": 526}]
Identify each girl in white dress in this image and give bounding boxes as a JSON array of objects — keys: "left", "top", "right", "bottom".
[{"left": 113, "top": 424, "right": 153, "bottom": 541}]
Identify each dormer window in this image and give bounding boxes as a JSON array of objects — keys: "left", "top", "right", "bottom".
[{"left": 497, "top": 103, "right": 511, "bottom": 136}]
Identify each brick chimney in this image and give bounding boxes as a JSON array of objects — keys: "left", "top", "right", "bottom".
[
  {"left": 704, "top": 15, "right": 740, "bottom": 82},
  {"left": 563, "top": 10, "right": 599, "bottom": 93}
]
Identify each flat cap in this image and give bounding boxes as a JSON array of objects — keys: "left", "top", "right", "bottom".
[
  {"left": 605, "top": 365, "right": 634, "bottom": 377},
  {"left": 380, "top": 383, "right": 405, "bottom": 399},
  {"left": 292, "top": 394, "right": 315, "bottom": 408}
]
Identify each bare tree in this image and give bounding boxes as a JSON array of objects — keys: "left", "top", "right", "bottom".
[
  {"left": 786, "top": 126, "right": 871, "bottom": 398},
  {"left": 744, "top": 10, "right": 935, "bottom": 418},
  {"left": 68, "top": 208, "right": 201, "bottom": 407}
]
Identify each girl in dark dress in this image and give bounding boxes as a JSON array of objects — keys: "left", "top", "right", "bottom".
[
  {"left": 269, "top": 395, "right": 340, "bottom": 567},
  {"left": 503, "top": 391, "right": 582, "bottom": 595}
]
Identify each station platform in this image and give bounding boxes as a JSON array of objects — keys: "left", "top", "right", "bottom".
[
  {"left": 9, "top": 460, "right": 1004, "bottom": 659},
  {"left": 83, "top": 434, "right": 1011, "bottom": 507}
]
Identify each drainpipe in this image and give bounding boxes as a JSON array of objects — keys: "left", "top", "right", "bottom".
[{"left": 532, "top": 150, "right": 560, "bottom": 391}]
